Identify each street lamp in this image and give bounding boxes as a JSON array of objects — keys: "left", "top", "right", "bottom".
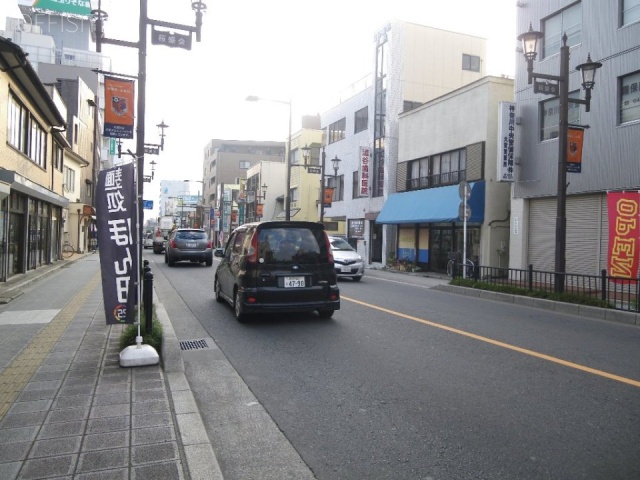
[
  {"left": 157, "top": 120, "right": 169, "bottom": 151},
  {"left": 320, "top": 152, "right": 340, "bottom": 224},
  {"left": 255, "top": 183, "right": 268, "bottom": 220},
  {"left": 245, "top": 95, "right": 293, "bottom": 220},
  {"left": 92, "top": 0, "right": 206, "bottom": 257},
  {"left": 517, "top": 23, "right": 602, "bottom": 293}
]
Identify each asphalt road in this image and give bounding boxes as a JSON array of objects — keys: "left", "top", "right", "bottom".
[{"left": 146, "top": 250, "right": 640, "bottom": 480}]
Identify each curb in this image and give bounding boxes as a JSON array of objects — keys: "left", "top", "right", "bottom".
[
  {"left": 154, "top": 288, "right": 224, "bottom": 480},
  {"left": 434, "top": 284, "right": 640, "bottom": 326}
]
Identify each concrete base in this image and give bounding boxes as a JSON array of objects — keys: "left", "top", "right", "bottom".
[{"left": 119, "top": 343, "right": 159, "bottom": 367}]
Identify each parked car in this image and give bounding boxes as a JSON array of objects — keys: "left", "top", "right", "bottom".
[
  {"left": 143, "top": 232, "right": 154, "bottom": 249},
  {"left": 329, "top": 236, "right": 364, "bottom": 281},
  {"left": 214, "top": 221, "right": 340, "bottom": 322},
  {"left": 165, "top": 228, "right": 213, "bottom": 266}
]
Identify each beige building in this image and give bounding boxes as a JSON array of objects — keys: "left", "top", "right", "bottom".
[{"left": 0, "top": 36, "right": 69, "bottom": 280}]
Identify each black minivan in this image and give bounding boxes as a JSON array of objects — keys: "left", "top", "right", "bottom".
[{"left": 214, "top": 221, "right": 340, "bottom": 321}]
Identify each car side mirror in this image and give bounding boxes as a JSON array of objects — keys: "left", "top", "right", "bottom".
[{"left": 214, "top": 248, "right": 224, "bottom": 257}]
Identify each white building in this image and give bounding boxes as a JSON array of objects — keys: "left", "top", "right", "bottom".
[{"left": 320, "top": 20, "right": 487, "bottom": 267}]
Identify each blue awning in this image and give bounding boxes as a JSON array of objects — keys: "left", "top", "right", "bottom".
[{"left": 376, "top": 181, "right": 485, "bottom": 224}]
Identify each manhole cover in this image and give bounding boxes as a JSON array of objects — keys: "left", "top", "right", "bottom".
[{"left": 179, "top": 339, "right": 210, "bottom": 351}]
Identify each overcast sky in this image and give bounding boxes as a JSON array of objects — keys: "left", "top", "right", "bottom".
[{"left": 2, "top": 0, "right": 517, "bottom": 217}]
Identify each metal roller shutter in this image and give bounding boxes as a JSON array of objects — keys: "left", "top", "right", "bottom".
[{"left": 528, "top": 194, "right": 605, "bottom": 275}]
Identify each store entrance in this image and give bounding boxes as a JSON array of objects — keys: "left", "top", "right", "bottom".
[{"left": 429, "top": 225, "right": 480, "bottom": 273}]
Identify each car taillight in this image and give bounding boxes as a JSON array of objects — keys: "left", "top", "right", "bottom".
[
  {"left": 324, "top": 232, "right": 334, "bottom": 263},
  {"left": 246, "top": 232, "right": 258, "bottom": 264},
  {"left": 206, "top": 240, "right": 212, "bottom": 248},
  {"left": 171, "top": 239, "right": 177, "bottom": 248}
]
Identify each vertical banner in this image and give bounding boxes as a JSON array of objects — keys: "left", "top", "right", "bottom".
[
  {"left": 256, "top": 204, "right": 263, "bottom": 217},
  {"left": 104, "top": 76, "right": 135, "bottom": 139},
  {"left": 323, "top": 187, "right": 334, "bottom": 208},
  {"left": 497, "top": 102, "right": 516, "bottom": 182},
  {"left": 566, "top": 127, "right": 584, "bottom": 173},
  {"left": 359, "top": 146, "right": 370, "bottom": 196},
  {"left": 607, "top": 191, "right": 640, "bottom": 280},
  {"left": 97, "top": 164, "right": 139, "bottom": 324}
]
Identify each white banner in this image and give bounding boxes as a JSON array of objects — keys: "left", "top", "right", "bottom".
[{"left": 497, "top": 102, "right": 516, "bottom": 182}]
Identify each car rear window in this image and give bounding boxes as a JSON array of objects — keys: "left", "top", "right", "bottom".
[
  {"left": 256, "top": 227, "right": 325, "bottom": 264},
  {"left": 176, "top": 231, "right": 207, "bottom": 240}
]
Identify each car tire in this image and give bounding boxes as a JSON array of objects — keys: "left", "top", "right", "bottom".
[
  {"left": 205, "top": 258, "right": 213, "bottom": 267},
  {"left": 215, "top": 278, "right": 224, "bottom": 303},
  {"left": 168, "top": 255, "right": 175, "bottom": 266},
  {"left": 234, "top": 290, "right": 247, "bottom": 323},
  {"left": 353, "top": 276, "right": 362, "bottom": 282},
  {"left": 164, "top": 253, "right": 168, "bottom": 264},
  {"left": 317, "top": 309, "right": 334, "bottom": 318}
]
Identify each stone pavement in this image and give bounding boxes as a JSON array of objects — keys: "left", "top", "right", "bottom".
[{"left": 0, "top": 253, "right": 222, "bottom": 480}]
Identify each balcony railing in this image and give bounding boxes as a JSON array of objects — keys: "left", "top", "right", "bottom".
[{"left": 406, "top": 170, "right": 466, "bottom": 191}]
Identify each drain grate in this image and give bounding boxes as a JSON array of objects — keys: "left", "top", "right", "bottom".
[{"left": 179, "top": 339, "right": 210, "bottom": 351}]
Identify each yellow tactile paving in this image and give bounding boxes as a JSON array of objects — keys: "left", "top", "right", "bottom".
[{"left": 0, "top": 272, "right": 101, "bottom": 419}]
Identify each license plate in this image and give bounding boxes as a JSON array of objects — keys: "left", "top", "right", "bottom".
[
  {"left": 186, "top": 242, "right": 196, "bottom": 248},
  {"left": 341, "top": 266, "right": 351, "bottom": 273},
  {"left": 284, "top": 276, "right": 305, "bottom": 288}
]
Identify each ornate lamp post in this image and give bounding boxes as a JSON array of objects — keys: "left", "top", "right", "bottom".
[
  {"left": 517, "top": 23, "right": 601, "bottom": 293},
  {"left": 92, "top": 0, "right": 206, "bottom": 254}
]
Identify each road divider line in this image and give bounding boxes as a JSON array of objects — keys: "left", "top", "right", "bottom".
[{"left": 342, "top": 295, "right": 640, "bottom": 389}]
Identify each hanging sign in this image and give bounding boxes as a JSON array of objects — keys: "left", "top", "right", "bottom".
[
  {"left": 497, "top": 102, "right": 516, "bottom": 182},
  {"left": 104, "top": 76, "right": 135, "bottom": 139},
  {"left": 359, "top": 147, "right": 371, "bottom": 196},
  {"left": 323, "top": 187, "right": 334, "bottom": 208},
  {"left": 566, "top": 127, "right": 584, "bottom": 173}
]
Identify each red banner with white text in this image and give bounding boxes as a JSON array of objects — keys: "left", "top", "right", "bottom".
[{"left": 607, "top": 191, "right": 640, "bottom": 280}]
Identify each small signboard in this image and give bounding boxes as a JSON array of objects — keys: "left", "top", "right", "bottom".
[
  {"left": 143, "top": 200, "right": 154, "bottom": 210},
  {"left": 534, "top": 80, "right": 559, "bottom": 96},
  {"left": 151, "top": 27, "right": 192, "bottom": 50},
  {"left": 307, "top": 167, "right": 321, "bottom": 174}
]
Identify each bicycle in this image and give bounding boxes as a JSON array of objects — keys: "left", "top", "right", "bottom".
[
  {"left": 62, "top": 241, "right": 75, "bottom": 259},
  {"left": 446, "top": 253, "right": 474, "bottom": 278}
]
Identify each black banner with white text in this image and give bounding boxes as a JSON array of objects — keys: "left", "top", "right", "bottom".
[{"left": 97, "top": 163, "right": 138, "bottom": 324}]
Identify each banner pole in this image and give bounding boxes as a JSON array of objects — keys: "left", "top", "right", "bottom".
[{"left": 134, "top": 158, "right": 142, "bottom": 348}]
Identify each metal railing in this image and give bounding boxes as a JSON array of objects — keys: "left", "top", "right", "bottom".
[{"left": 450, "top": 263, "right": 640, "bottom": 313}]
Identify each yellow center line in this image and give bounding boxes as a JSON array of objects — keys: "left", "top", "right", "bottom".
[{"left": 342, "top": 295, "right": 640, "bottom": 389}]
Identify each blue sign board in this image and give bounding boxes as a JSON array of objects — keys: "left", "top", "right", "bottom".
[{"left": 143, "top": 200, "right": 154, "bottom": 210}]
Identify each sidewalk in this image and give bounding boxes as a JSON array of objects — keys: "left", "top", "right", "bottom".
[{"left": 0, "top": 253, "right": 222, "bottom": 479}]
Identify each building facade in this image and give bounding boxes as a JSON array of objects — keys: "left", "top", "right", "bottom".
[
  {"left": 320, "top": 20, "right": 487, "bottom": 267},
  {"left": 0, "top": 36, "right": 69, "bottom": 281},
  {"left": 379, "top": 76, "right": 514, "bottom": 272},
  {"left": 511, "top": 1, "right": 640, "bottom": 275}
]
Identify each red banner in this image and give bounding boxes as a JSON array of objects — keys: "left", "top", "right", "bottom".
[
  {"left": 104, "top": 76, "right": 135, "bottom": 139},
  {"left": 566, "top": 127, "right": 584, "bottom": 173},
  {"left": 323, "top": 187, "right": 334, "bottom": 208},
  {"left": 607, "top": 191, "right": 640, "bottom": 279}
]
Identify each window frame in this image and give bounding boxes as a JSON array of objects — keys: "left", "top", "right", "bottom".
[
  {"left": 354, "top": 107, "right": 368, "bottom": 133},
  {"left": 540, "top": 90, "right": 581, "bottom": 141},
  {"left": 542, "top": 2, "right": 582, "bottom": 58},
  {"left": 7, "top": 93, "right": 47, "bottom": 168},
  {"left": 462, "top": 54, "right": 480, "bottom": 72},
  {"left": 620, "top": 70, "right": 640, "bottom": 124},
  {"left": 621, "top": 0, "right": 640, "bottom": 26},
  {"left": 328, "top": 117, "right": 346, "bottom": 144}
]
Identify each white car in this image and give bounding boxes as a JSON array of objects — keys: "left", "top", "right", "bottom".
[
  {"left": 143, "top": 232, "right": 154, "bottom": 249},
  {"left": 329, "top": 236, "right": 364, "bottom": 281}
]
